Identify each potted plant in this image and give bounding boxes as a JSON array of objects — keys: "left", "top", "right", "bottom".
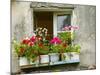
[
  {"left": 58, "top": 25, "right": 79, "bottom": 44},
  {"left": 34, "top": 27, "right": 50, "bottom": 64},
  {"left": 38, "top": 43, "right": 50, "bottom": 64},
  {"left": 13, "top": 35, "right": 39, "bottom": 66},
  {"left": 27, "top": 44, "right": 39, "bottom": 65},
  {"left": 49, "top": 37, "right": 62, "bottom": 62},
  {"left": 57, "top": 31, "right": 72, "bottom": 61},
  {"left": 58, "top": 25, "right": 80, "bottom": 61},
  {"left": 58, "top": 32, "right": 72, "bottom": 44},
  {"left": 70, "top": 44, "right": 81, "bottom": 61},
  {"left": 60, "top": 44, "right": 81, "bottom": 61},
  {"left": 60, "top": 44, "right": 71, "bottom": 61},
  {"left": 13, "top": 38, "right": 30, "bottom": 66}
]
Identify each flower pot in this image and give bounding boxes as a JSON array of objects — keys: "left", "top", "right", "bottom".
[
  {"left": 40, "top": 55, "right": 49, "bottom": 64},
  {"left": 70, "top": 52, "right": 79, "bottom": 60},
  {"left": 49, "top": 53, "right": 59, "bottom": 62},
  {"left": 61, "top": 53, "right": 70, "bottom": 61},
  {"left": 19, "top": 57, "right": 29, "bottom": 66}
]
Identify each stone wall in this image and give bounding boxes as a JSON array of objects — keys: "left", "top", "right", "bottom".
[{"left": 11, "top": 2, "right": 96, "bottom": 73}]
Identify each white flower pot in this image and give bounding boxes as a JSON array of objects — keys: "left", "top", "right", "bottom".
[
  {"left": 49, "top": 53, "right": 59, "bottom": 62},
  {"left": 19, "top": 57, "right": 29, "bottom": 66},
  {"left": 40, "top": 55, "right": 49, "bottom": 64},
  {"left": 70, "top": 52, "right": 79, "bottom": 60},
  {"left": 62, "top": 53, "right": 70, "bottom": 61}
]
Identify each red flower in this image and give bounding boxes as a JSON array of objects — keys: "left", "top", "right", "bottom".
[
  {"left": 36, "top": 36, "right": 42, "bottom": 41},
  {"left": 22, "top": 39, "right": 30, "bottom": 44},
  {"left": 30, "top": 36, "right": 36, "bottom": 42},
  {"left": 28, "top": 41, "right": 34, "bottom": 46},
  {"left": 38, "top": 43, "right": 43, "bottom": 48}
]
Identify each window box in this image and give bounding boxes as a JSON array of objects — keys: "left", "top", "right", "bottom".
[
  {"left": 19, "top": 57, "right": 29, "bottom": 66},
  {"left": 40, "top": 55, "right": 49, "bottom": 64},
  {"left": 70, "top": 52, "right": 80, "bottom": 60},
  {"left": 49, "top": 53, "right": 60, "bottom": 62}
]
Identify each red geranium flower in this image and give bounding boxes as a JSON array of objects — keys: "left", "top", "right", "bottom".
[
  {"left": 28, "top": 41, "right": 34, "bottom": 46},
  {"left": 30, "top": 36, "right": 36, "bottom": 42},
  {"left": 36, "top": 36, "right": 42, "bottom": 41},
  {"left": 38, "top": 43, "right": 43, "bottom": 48},
  {"left": 22, "top": 39, "right": 30, "bottom": 44}
]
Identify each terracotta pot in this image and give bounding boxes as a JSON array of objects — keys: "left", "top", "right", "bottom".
[{"left": 49, "top": 53, "right": 59, "bottom": 62}]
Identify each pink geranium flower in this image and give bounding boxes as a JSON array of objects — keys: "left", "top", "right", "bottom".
[
  {"left": 62, "top": 25, "right": 79, "bottom": 31},
  {"left": 50, "top": 37, "right": 62, "bottom": 44}
]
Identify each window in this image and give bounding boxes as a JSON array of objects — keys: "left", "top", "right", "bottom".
[
  {"left": 57, "top": 14, "right": 71, "bottom": 32},
  {"left": 53, "top": 12, "right": 72, "bottom": 44},
  {"left": 34, "top": 12, "right": 53, "bottom": 40},
  {"left": 53, "top": 12, "right": 72, "bottom": 36}
]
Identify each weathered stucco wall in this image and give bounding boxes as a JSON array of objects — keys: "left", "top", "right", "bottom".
[
  {"left": 72, "top": 5, "right": 96, "bottom": 66},
  {"left": 11, "top": 2, "right": 96, "bottom": 73},
  {"left": 12, "top": 2, "right": 33, "bottom": 41},
  {"left": 11, "top": 2, "right": 33, "bottom": 73}
]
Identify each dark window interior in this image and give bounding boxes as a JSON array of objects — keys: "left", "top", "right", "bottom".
[{"left": 34, "top": 12, "right": 53, "bottom": 40}]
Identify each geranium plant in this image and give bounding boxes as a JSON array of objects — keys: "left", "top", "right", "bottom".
[
  {"left": 12, "top": 25, "right": 81, "bottom": 65},
  {"left": 58, "top": 32, "right": 72, "bottom": 44},
  {"left": 13, "top": 35, "right": 37, "bottom": 56},
  {"left": 26, "top": 44, "right": 39, "bottom": 62},
  {"left": 50, "top": 37, "right": 62, "bottom": 44},
  {"left": 50, "top": 37, "right": 62, "bottom": 53},
  {"left": 13, "top": 37, "right": 30, "bottom": 57},
  {"left": 58, "top": 25, "right": 79, "bottom": 44}
]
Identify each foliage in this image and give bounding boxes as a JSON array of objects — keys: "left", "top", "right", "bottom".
[
  {"left": 58, "top": 32, "right": 72, "bottom": 43},
  {"left": 50, "top": 44, "right": 61, "bottom": 53},
  {"left": 26, "top": 44, "right": 39, "bottom": 61},
  {"left": 73, "top": 44, "right": 81, "bottom": 53},
  {"left": 13, "top": 40, "right": 28, "bottom": 57},
  {"left": 13, "top": 26, "right": 81, "bottom": 63},
  {"left": 38, "top": 43, "right": 50, "bottom": 55},
  {"left": 58, "top": 25, "right": 79, "bottom": 43},
  {"left": 66, "top": 44, "right": 81, "bottom": 53}
]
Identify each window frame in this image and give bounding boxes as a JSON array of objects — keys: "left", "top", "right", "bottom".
[{"left": 53, "top": 12, "right": 72, "bottom": 37}]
